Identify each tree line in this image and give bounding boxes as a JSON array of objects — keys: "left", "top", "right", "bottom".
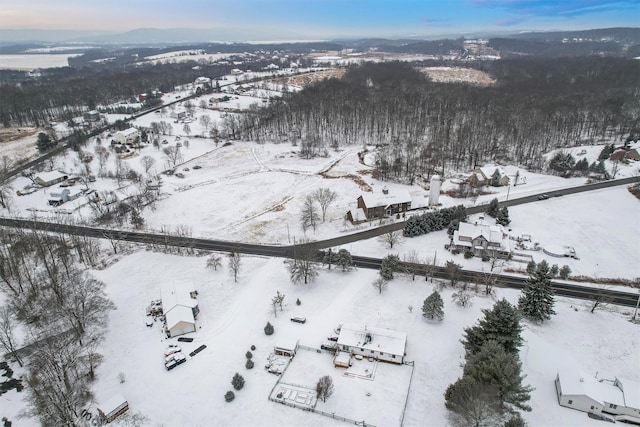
[{"left": 239, "top": 58, "right": 639, "bottom": 182}]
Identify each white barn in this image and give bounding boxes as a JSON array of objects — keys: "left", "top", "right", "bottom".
[
  {"left": 336, "top": 323, "right": 407, "bottom": 364},
  {"left": 555, "top": 368, "right": 640, "bottom": 423},
  {"left": 161, "top": 285, "right": 199, "bottom": 338}
]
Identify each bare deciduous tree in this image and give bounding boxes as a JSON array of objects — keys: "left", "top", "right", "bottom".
[
  {"left": 228, "top": 251, "right": 242, "bottom": 283},
  {"left": 313, "top": 187, "right": 337, "bottom": 222},
  {"left": 403, "top": 249, "right": 420, "bottom": 280},
  {"left": 140, "top": 155, "right": 156, "bottom": 174},
  {"left": 287, "top": 241, "right": 319, "bottom": 285},
  {"left": 378, "top": 230, "right": 404, "bottom": 249},
  {"left": 206, "top": 254, "right": 222, "bottom": 271},
  {"left": 373, "top": 276, "right": 389, "bottom": 294},
  {"left": 0, "top": 305, "right": 23, "bottom": 366},
  {"left": 316, "top": 375, "right": 334, "bottom": 403},
  {"left": 300, "top": 195, "right": 320, "bottom": 232}
]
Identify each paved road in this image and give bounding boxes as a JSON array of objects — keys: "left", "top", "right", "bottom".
[
  {"left": 310, "top": 175, "right": 640, "bottom": 250},
  {"left": 0, "top": 213, "right": 638, "bottom": 308}
]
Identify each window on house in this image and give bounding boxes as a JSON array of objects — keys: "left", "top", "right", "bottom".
[
  {"left": 392, "top": 355, "right": 395, "bottom": 358},
  {"left": 371, "top": 350, "right": 374, "bottom": 354},
  {"left": 342, "top": 345, "right": 348, "bottom": 351},
  {"left": 568, "top": 400, "right": 573, "bottom": 405},
  {"left": 380, "top": 352, "right": 384, "bottom": 356},
  {"left": 609, "top": 404, "right": 617, "bottom": 409},
  {"left": 591, "top": 406, "right": 595, "bottom": 410}
]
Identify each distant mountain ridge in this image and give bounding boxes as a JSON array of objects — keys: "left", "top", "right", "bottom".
[{"left": 0, "top": 26, "right": 638, "bottom": 46}]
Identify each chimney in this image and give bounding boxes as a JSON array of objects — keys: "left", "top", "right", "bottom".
[{"left": 382, "top": 186, "right": 389, "bottom": 195}]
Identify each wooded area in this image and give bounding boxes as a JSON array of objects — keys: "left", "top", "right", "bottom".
[{"left": 240, "top": 58, "right": 640, "bottom": 181}]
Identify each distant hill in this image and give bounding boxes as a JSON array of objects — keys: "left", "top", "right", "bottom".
[{"left": 505, "top": 27, "right": 640, "bottom": 44}]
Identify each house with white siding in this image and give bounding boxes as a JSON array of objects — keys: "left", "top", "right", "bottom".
[
  {"left": 161, "top": 285, "right": 199, "bottom": 338},
  {"left": 336, "top": 323, "right": 407, "bottom": 364},
  {"left": 555, "top": 367, "right": 640, "bottom": 424}
]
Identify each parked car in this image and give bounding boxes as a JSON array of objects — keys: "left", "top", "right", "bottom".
[
  {"left": 164, "top": 345, "right": 181, "bottom": 357},
  {"left": 327, "top": 334, "right": 339, "bottom": 342},
  {"left": 173, "top": 353, "right": 187, "bottom": 366},
  {"left": 538, "top": 194, "right": 549, "bottom": 200},
  {"left": 290, "top": 316, "right": 306, "bottom": 324},
  {"left": 321, "top": 342, "right": 337, "bottom": 351},
  {"left": 165, "top": 359, "right": 177, "bottom": 370}
]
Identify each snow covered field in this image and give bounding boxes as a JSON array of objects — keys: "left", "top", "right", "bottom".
[{"left": 4, "top": 249, "right": 638, "bottom": 426}]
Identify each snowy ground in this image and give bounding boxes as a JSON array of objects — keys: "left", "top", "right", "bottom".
[{"left": 3, "top": 250, "right": 638, "bottom": 426}]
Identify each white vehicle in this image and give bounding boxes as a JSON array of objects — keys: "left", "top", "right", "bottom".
[{"left": 164, "top": 345, "right": 181, "bottom": 357}]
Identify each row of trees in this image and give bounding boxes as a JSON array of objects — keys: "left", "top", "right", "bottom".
[
  {"left": 240, "top": 59, "right": 639, "bottom": 181},
  {"left": 404, "top": 205, "right": 468, "bottom": 237},
  {"left": 0, "top": 227, "right": 114, "bottom": 425}
]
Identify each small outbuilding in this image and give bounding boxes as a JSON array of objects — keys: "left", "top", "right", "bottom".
[
  {"left": 274, "top": 338, "right": 299, "bottom": 357},
  {"left": 34, "top": 171, "right": 68, "bottom": 187},
  {"left": 161, "top": 284, "right": 199, "bottom": 338},
  {"left": 98, "top": 394, "right": 128, "bottom": 423}
]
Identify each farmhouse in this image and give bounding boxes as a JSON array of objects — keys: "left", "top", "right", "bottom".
[
  {"left": 451, "top": 221, "right": 511, "bottom": 258},
  {"left": 97, "top": 394, "right": 129, "bottom": 423},
  {"left": 34, "top": 171, "right": 68, "bottom": 187},
  {"left": 336, "top": 323, "right": 407, "bottom": 364},
  {"left": 48, "top": 188, "right": 84, "bottom": 206},
  {"left": 610, "top": 148, "right": 640, "bottom": 162},
  {"left": 355, "top": 187, "right": 412, "bottom": 220},
  {"left": 83, "top": 110, "right": 100, "bottom": 122},
  {"left": 161, "top": 285, "right": 199, "bottom": 338},
  {"left": 469, "top": 165, "right": 509, "bottom": 187},
  {"left": 555, "top": 368, "right": 640, "bottom": 424},
  {"left": 113, "top": 128, "right": 140, "bottom": 145}
]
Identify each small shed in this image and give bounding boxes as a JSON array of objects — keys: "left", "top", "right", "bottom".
[
  {"left": 98, "top": 394, "right": 128, "bottom": 423},
  {"left": 333, "top": 351, "right": 351, "bottom": 368},
  {"left": 274, "top": 338, "right": 299, "bottom": 357}
]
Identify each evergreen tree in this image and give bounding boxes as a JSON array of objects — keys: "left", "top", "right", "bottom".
[
  {"left": 264, "top": 321, "right": 274, "bottom": 335},
  {"left": 380, "top": 254, "right": 400, "bottom": 280},
  {"left": 496, "top": 206, "right": 511, "bottom": 226},
  {"left": 462, "top": 299, "right": 523, "bottom": 357},
  {"left": 487, "top": 198, "right": 500, "bottom": 218},
  {"left": 245, "top": 359, "right": 254, "bottom": 369},
  {"left": 490, "top": 169, "right": 502, "bottom": 187},
  {"left": 335, "top": 249, "right": 354, "bottom": 272},
  {"left": 463, "top": 340, "right": 533, "bottom": 412},
  {"left": 36, "top": 132, "right": 55, "bottom": 152},
  {"left": 525, "top": 261, "right": 536, "bottom": 274},
  {"left": 225, "top": 391, "right": 235, "bottom": 402},
  {"left": 231, "top": 372, "right": 245, "bottom": 390},
  {"left": 518, "top": 260, "right": 556, "bottom": 323},
  {"left": 422, "top": 291, "right": 444, "bottom": 320},
  {"left": 559, "top": 265, "right": 571, "bottom": 280}
]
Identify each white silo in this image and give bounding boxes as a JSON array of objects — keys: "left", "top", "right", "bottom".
[{"left": 429, "top": 175, "right": 441, "bottom": 205}]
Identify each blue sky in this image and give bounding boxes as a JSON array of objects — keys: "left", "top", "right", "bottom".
[{"left": 0, "top": 0, "right": 638, "bottom": 38}]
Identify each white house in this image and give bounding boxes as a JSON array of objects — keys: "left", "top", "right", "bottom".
[
  {"left": 336, "top": 323, "right": 407, "bottom": 364},
  {"left": 161, "top": 284, "right": 199, "bottom": 338},
  {"left": 48, "top": 188, "right": 83, "bottom": 206},
  {"left": 113, "top": 128, "right": 140, "bottom": 145},
  {"left": 451, "top": 221, "right": 511, "bottom": 258},
  {"left": 555, "top": 368, "right": 640, "bottom": 424},
  {"left": 34, "top": 171, "right": 68, "bottom": 187}
]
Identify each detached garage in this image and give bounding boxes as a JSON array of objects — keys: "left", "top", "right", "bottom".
[{"left": 161, "top": 284, "right": 199, "bottom": 338}]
